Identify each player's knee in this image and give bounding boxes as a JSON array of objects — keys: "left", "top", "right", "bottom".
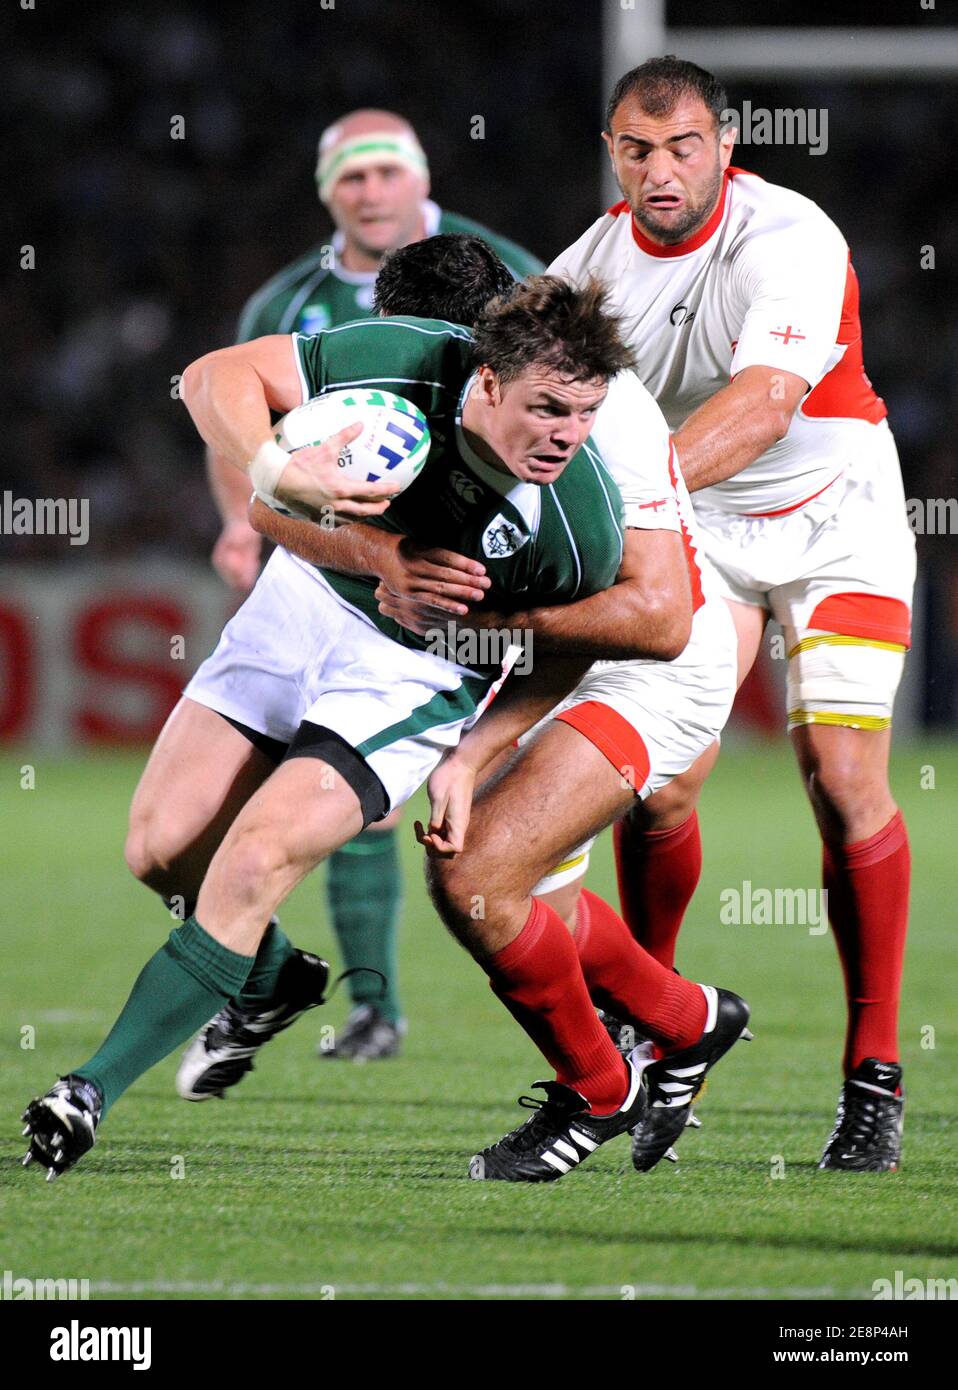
[
  {"left": 425, "top": 854, "right": 472, "bottom": 932},
  {"left": 640, "top": 743, "right": 714, "bottom": 827},
  {"left": 425, "top": 853, "right": 500, "bottom": 954},
  {"left": 124, "top": 813, "right": 181, "bottom": 888},
  {"left": 641, "top": 777, "right": 698, "bottom": 828},
  {"left": 123, "top": 823, "right": 152, "bottom": 884},
  {"left": 803, "top": 749, "right": 887, "bottom": 824},
  {"left": 218, "top": 827, "right": 289, "bottom": 908}
]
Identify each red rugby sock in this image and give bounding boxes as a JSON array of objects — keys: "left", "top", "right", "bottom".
[
  {"left": 485, "top": 898, "right": 628, "bottom": 1115},
  {"left": 822, "top": 810, "right": 910, "bottom": 1074},
  {"left": 574, "top": 889, "right": 706, "bottom": 1051},
  {"left": 613, "top": 811, "right": 701, "bottom": 968}
]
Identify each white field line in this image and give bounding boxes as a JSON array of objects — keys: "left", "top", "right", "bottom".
[{"left": 92, "top": 1279, "right": 860, "bottom": 1300}]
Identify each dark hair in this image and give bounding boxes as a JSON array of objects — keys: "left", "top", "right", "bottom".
[
  {"left": 472, "top": 275, "right": 636, "bottom": 385},
  {"left": 372, "top": 233, "right": 517, "bottom": 327},
  {"left": 605, "top": 55, "right": 728, "bottom": 133}
]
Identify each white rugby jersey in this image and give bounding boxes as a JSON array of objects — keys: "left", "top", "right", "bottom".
[
  {"left": 550, "top": 167, "right": 887, "bottom": 515},
  {"left": 589, "top": 369, "right": 710, "bottom": 615}
]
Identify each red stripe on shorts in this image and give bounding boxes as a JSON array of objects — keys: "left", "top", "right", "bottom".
[
  {"left": 807, "top": 592, "right": 912, "bottom": 647},
  {"left": 554, "top": 700, "right": 651, "bottom": 794}
]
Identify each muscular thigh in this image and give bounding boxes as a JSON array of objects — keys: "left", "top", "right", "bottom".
[
  {"left": 211, "top": 755, "right": 365, "bottom": 866},
  {"left": 197, "top": 754, "right": 366, "bottom": 952},
  {"left": 129, "top": 697, "right": 278, "bottom": 857},
  {"left": 464, "top": 721, "right": 636, "bottom": 898}
]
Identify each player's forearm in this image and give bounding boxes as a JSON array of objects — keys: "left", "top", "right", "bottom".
[
  {"left": 673, "top": 373, "right": 796, "bottom": 492},
  {"left": 508, "top": 572, "right": 690, "bottom": 662},
  {"left": 207, "top": 445, "right": 253, "bottom": 524},
  {"left": 249, "top": 497, "right": 397, "bottom": 578},
  {"left": 452, "top": 655, "right": 595, "bottom": 772},
  {"left": 181, "top": 352, "right": 274, "bottom": 472}
]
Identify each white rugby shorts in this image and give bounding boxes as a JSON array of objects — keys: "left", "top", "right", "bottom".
[
  {"left": 184, "top": 548, "right": 502, "bottom": 812},
  {"left": 531, "top": 592, "right": 737, "bottom": 894},
  {"left": 694, "top": 420, "right": 916, "bottom": 729}
]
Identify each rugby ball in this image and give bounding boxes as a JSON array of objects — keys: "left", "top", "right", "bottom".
[{"left": 258, "top": 388, "right": 430, "bottom": 517}]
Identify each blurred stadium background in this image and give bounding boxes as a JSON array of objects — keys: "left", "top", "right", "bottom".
[
  {"left": 3, "top": 1, "right": 957, "bottom": 1304},
  {"left": 3, "top": 0, "right": 957, "bottom": 746}
]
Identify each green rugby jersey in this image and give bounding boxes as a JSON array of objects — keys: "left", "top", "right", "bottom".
[
  {"left": 292, "top": 317, "right": 625, "bottom": 669},
  {"left": 237, "top": 203, "right": 543, "bottom": 340}
]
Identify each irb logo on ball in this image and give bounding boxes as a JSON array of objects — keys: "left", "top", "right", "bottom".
[{"left": 275, "top": 388, "right": 430, "bottom": 493}]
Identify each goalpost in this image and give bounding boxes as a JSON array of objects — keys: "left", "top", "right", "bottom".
[
  {"left": 603, "top": 2, "right": 958, "bottom": 88},
  {"left": 603, "top": 3, "right": 958, "bottom": 204}
]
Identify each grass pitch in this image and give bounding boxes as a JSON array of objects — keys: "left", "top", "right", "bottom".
[{"left": 1, "top": 741, "right": 956, "bottom": 1301}]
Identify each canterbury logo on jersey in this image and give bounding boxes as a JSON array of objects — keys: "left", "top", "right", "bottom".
[
  {"left": 449, "top": 470, "right": 483, "bottom": 504},
  {"left": 482, "top": 515, "right": 529, "bottom": 559}
]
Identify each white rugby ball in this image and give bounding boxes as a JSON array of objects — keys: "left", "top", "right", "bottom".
[{"left": 258, "top": 387, "right": 430, "bottom": 518}]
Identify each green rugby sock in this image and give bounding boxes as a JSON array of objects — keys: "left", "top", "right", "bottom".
[
  {"left": 233, "top": 918, "right": 296, "bottom": 1010},
  {"left": 160, "top": 896, "right": 293, "bottom": 1012},
  {"left": 74, "top": 916, "right": 254, "bottom": 1115},
  {"left": 327, "top": 828, "right": 402, "bottom": 1025}
]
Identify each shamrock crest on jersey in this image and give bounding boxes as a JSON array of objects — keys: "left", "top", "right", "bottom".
[{"left": 483, "top": 515, "right": 529, "bottom": 559}]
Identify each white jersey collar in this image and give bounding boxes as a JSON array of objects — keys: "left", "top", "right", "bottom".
[{"left": 625, "top": 170, "right": 733, "bottom": 260}]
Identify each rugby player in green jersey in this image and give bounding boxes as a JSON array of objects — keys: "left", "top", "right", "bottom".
[
  {"left": 21, "top": 271, "right": 668, "bottom": 1177},
  {"left": 206, "top": 109, "right": 543, "bottom": 1057},
  {"left": 253, "top": 245, "right": 747, "bottom": 1183}
]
